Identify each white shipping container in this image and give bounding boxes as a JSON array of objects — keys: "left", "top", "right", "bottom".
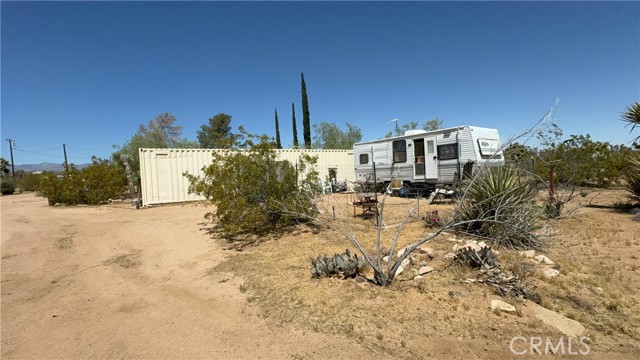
[{"left": 139, "top": 148, "right": 355, "bottom": 206}]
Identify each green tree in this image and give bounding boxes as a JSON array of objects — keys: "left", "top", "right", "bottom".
[
  {"left": 292, "top": 102, "right": 299, "bottom": 147},
  {"left": 0, "top": 157, "right": 10, "bottom": 176},
  {"left": 423, "top": 118, "right": 443, "bottom": 131},
  {"left": 115, "top": 112, "right": 197, "bottom": 183},
  {"left": 197, "top": 113, "right": 235, "bottom": 149},
  {"left": 301, "top": 72, "right": 311, "bottom": 147},
  {"left": 622, "top": 102, "right": 640, "bottom": 145},
  {"left": 312, "top": 122, "right": 362, "bottom": 149},
  {"left": 185, "top": 131, "right": 319, "bottom": 241},
  {"left": 402, "top": 121, "right": 419, "bottom": 133},
  {"left": 274, "top": 108, "right": 282, "bottom": 149}
]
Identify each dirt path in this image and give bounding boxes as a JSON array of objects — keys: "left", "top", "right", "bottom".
[{"left": 1, "top": 193, "right": 381, "bottom": 359}]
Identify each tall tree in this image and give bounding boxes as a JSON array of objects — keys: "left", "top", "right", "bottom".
[
  {"left": 423, "top": 118, "right": 443, "bottom": 131},
  {"left": 115, "top": 112, "right": 197, "bottom": 183},
  {"left": 301, "top": 72, "right": 311, "bottom": 147},
  {"left": 197, "top": 113, "right": 235, "bottom": 149},
  {"left": 312, "top": 122, "right": 362, "bottom": 149},
  {"left": 274, "top": 108, "right": 282, "bottom": 149},
  {"left": 622, "top": 102, "right": 640, "bottom": 145},
  {"left": 292, "top": 102, "right": 299, "bottom": 148}
]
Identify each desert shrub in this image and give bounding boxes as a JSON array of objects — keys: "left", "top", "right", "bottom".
[
  {"left": 37, "top": 159, "right": 127, "bottom": 205},
  {"left": 1, "top": 178, "right": 15, "bottom": 195},
  {"left": 626, "top": 155, "right": 640, "bottom": 203},
  {"left": 185, "top": 133, "right": 319, "bottom": 239},
  {"left": 453, "top": 166, "right": 544, "bottom": 250},
  {"left": 16, "top": 172, "right": 42, "bottom": 191}
]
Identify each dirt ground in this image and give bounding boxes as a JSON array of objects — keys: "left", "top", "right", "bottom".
[
  {"left": 2, "top": 190, "right": 639, "bottom": 359},
  {"left": 0, "top": 193, "right": 384, "bottom": 359}
]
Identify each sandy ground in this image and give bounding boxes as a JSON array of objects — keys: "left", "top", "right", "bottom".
[{"left": 0, "top": 193, "right": 383, "bottom": 359}]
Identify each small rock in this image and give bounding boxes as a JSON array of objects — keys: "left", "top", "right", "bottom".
[
  {"left": 355, "top": 275, "right": 368, "bottom": 283},
  {"left": 592, "top": 287, "right": 604, "bottom": 295},
  {"left": 519, "top": 250, "right": 536, "bottom": 258},
  {"left": 419, "top": 260, "right": 428, "bottom": 267},
  {"left": 463, "top": 278, "right": 476, "bottom": 283},
  {"left": 382, "top": 256, "right": 390, "bottom": 263},
  {"left": 401, "top": 258, "right": 410, "bottom": 268},
  {"left": 477, "top": 241, "right": 488, "bottom": 248},
  {"left": 54, "top": 203, "right": 62, "bottom": 206},
  {"left": 444, "top": 253, "right": 455, "bottom": 260},
  {"left": 491, "top": 299, "right": 516, "bottom": 314},
  {"left": 396, "top": 266, "right": 404, "bottom": 275},
  {"left": 414, "top": 275, "right": 424, "bottom": 281},
  {"left": 418, "top": 266, "right": 435, "bottom": 275},
  {"left": 421, "top": 247, "right": 435, "bottom": 257},
  {"left": 535, "top": 255, "right": 555, "bottom": 265},
  {"left": 542, "top": 267, "right": 560, "bottom": 278}
]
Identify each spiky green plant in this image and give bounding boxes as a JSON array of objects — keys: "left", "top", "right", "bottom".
[
  {"left": 627, "top": 155, "right": 640, "bottom": 203},
  {"left": 310, "top": 249, "right": 363, "bottom": 279},
  {"left": 453, "top": 166, "right": 544, "bottom": 250},
  {"left": 622, "top": 102, "right": 640, "bottom": 144}
]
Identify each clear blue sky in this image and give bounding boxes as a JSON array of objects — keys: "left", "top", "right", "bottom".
[{"left": 2, "top": 1, "right": 639, "bottom": 165}]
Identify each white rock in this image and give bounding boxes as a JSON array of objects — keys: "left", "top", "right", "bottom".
[
  {"left": 528, "top": 303, "right": 586, "bottom": 337},
  {"left": 419, "top": 260, "right": 428, "bottom": 267},
  {"left": 477, "top": 241, "right": 488, "bottom": 248},
  {"left": 382, "top": 256, "right": 390, "bottom": 263},
  {"left": 519, "top": 250, "right": 536, "bottom": 258},
  {"left": 396, "top": 266, "right": 404, "bottom": 275},
  {"left": 418, "top": 266, "right": 435, "bottom": 275},
  {"left": 491, "top": 299, "right": 516, "bottom": 314},
  {"left": 401, "top": 258, "right": 410, "bottom": 268},
  {"left": 535, "top": 255, "right": 555, "bottom": 265},
  {"left": 444, "top": 253, "right": 455, "bottom": 260},
  {"left": 542, "top": 268, "right": 560, "bottom": 278},
  {"left": 414, "top": 275, "right": 424, "bottom": 281}
]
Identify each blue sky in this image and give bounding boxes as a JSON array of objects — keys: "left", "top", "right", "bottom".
[{"left": 2, "top": 1, "right": 639, "bottom": 165}]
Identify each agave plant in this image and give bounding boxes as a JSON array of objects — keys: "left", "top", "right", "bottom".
[
  {"left": 310, "top": 249, "right": 363, "bottom": 279},
  {"left": 453, "top": 166, "right": 544, "bottom": 250},
  {"left": 454, "top": 246, "right": 498, "bottom": 269}
]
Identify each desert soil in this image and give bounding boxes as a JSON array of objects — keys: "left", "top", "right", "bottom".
[{"left": 0, "top": 193, "right": 382, "bottom": 359}]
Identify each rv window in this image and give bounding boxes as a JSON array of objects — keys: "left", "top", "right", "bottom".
[
  {"left": 392, "top": 140, "right": 407, "bottom": 163},
  {"left": 437, "top": 143, "right": 458, "bottom": 160},
  {"left": 359, "top": 154, "right": 369, "bottom": 164}
]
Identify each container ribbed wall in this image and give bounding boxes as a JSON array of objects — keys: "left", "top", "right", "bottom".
[{"left": 139, "top": 148, "right": 355, "bottom": 206}]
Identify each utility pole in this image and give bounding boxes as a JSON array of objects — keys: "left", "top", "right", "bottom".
[
  {"left": 63, "top": 143, "right": 69, "bottom": 175},
  {"left": 6, "top": 139, "right": 16, "bottom": 180}
]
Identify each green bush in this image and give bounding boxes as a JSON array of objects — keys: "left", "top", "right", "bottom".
[
  {"left": 453, "top": 166, "right": 544, "bottom": 250},
  {"left": 1, "top": 178, "right": 15, "bottom": 195},
  {"left": 38, "top": 159, "right": 127, "bottom": 205},
  {"left": 16, "top": 172, "right": 42, "bottom": 192},
  {"left": 185, "top": 133, "right": 319, "bottom": 240}
]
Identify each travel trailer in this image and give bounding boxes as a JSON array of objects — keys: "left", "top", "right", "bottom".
[{"left": 353, "top": 126, "right": 504, "bottom": 194}]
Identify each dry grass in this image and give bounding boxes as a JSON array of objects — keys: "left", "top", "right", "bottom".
[{"left": 214, "top": 190, "right": 640, "bottom": 357}]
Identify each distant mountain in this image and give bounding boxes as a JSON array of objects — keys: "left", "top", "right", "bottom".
[{"left": 14, "top": 162, "right": 90, "bottom": 173}]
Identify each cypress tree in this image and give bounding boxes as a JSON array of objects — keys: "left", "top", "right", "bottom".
[
  {"left": 301, "top": 72, "right": 311, "bottom": 148},
  {"left": 274, "top": 108, "right": 282, "bottom": 149},
  {"left": 292, "top": 102, "right": 299, "bottom": 147}
]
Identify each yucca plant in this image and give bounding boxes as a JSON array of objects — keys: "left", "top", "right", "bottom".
[
  {"left": 627, "top": 155, "right": 640, "bottom": 203},
  {"left": 453, "top": 166, "right": 544, "bottom": 250},
  {"left": 622, "top": 102, "right": 640, "bottom": 145}
]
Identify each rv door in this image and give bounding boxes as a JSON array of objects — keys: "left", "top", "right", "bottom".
[{"left": 413, "top": 136, "right": 438, "bottom": 180}]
